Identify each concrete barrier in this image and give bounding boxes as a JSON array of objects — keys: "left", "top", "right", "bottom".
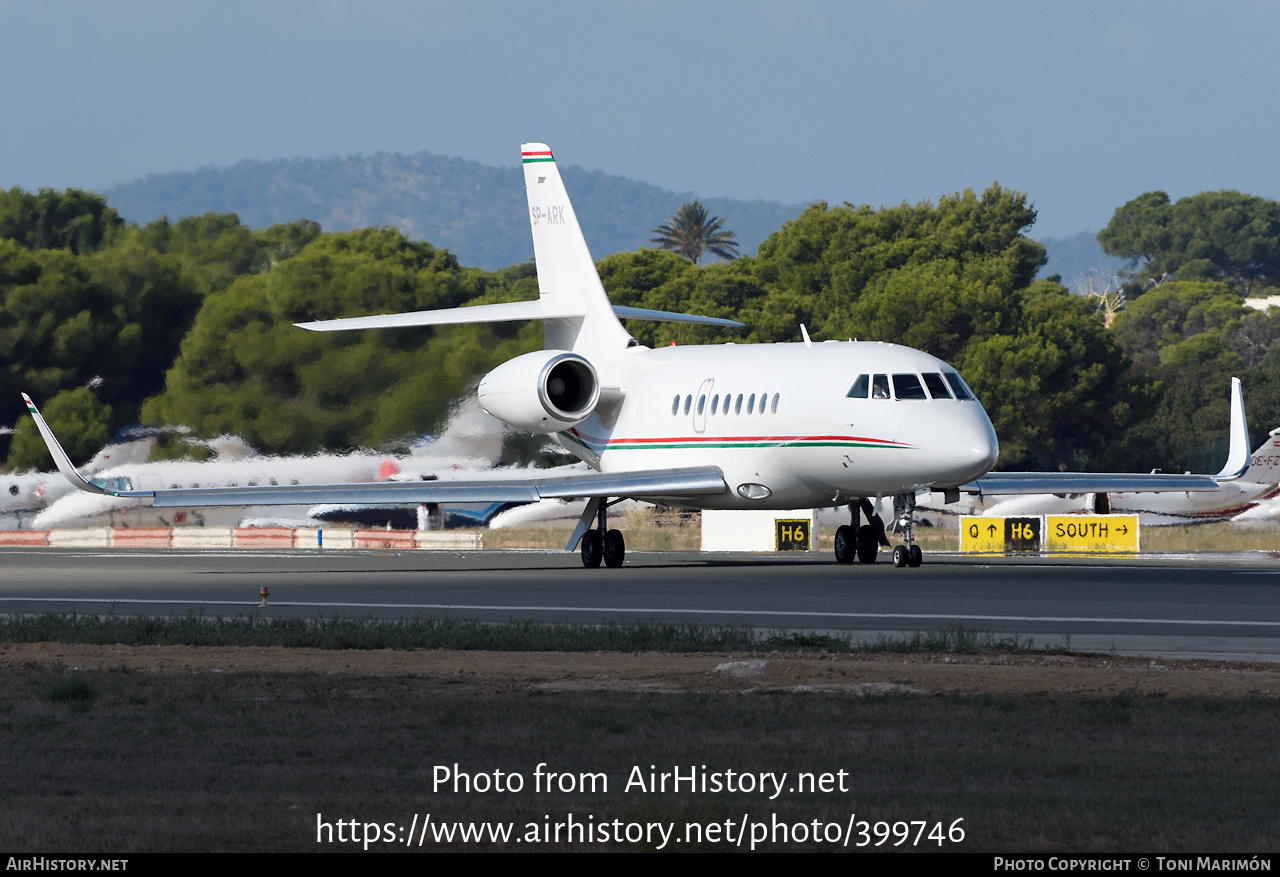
[{"left": 0, "top": 526, "right": 484, "bottom": 550}]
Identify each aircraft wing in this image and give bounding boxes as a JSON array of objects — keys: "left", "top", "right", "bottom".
[
  {"left": 22, "top": 394, "right": 727, "bottom": 506},
  {"left": 962, "top": 472, "right": 1223, "bottom": 495},
  {"left": 960, "top": 377, "right": 1251, "bottom": 496}
]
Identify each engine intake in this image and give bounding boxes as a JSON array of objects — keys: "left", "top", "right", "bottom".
[{"left": 478, "top": 350, "right": 600, "bottom": 432}]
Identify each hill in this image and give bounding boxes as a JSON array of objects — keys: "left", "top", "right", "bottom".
[{"left": 100, "top": 152, "right": 804, "bottom": 270}]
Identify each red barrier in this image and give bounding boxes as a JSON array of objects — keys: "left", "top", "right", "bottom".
[
  {"left": 355, "top": 529, "right": 414, "bottom": 550},
  {"left": 0, "top": 530, "right": 48, "bottom": 546},
  {"left": 110, "top": 528, "right": 172, "bottom": 548},
  {"left": 234, "top": 527, "right": 295, "bottom": 549}
]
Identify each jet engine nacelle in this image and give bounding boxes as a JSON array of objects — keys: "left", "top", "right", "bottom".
[{"left": 477, "top": 350, "right": 600, "bottom": 433}]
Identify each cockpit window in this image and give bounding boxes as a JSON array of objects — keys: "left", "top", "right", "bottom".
[
  {"left": 922, "top": 373, "right": 953, "bottom": 399},
  {"left": 944, "top": 372, "right": 976, "bottom": 401},
  {"left": 892, "top": 374, "right": 927, "bottom": 400},
  {"left": 871, "top": 374, "right": 890, "bottom": 399},
  {"left": 846, "top": 374, "right": 869, "bottom": 399}
]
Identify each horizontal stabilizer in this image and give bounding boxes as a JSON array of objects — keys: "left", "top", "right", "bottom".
[
  {"left": 297, "top": 301, "right": 744, "bottom": 333},
  {"left": 296, "top": 300, "right": 579, "bottom": 332},
  {"left": 612, "top": 306, "right": 744, "bottom": 328}
]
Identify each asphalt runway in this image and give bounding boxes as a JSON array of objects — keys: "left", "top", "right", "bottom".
[{"left": 2, "top": 547, "right": 1280, "bottom": 660}]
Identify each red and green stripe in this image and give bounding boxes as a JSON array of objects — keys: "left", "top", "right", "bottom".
[
  {"left": 561, "top": 429, "right": 912, "bottom": 454},
  {"left": 521, "top": 150, "right": 554, "bottom": 163}
]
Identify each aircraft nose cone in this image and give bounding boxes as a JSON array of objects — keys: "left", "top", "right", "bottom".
[
  {"left": 946, "top": 410, "right": 999, "bottom": 479},
  {"left": 899, "top": 405, "right": 998, "bottom": 483}
]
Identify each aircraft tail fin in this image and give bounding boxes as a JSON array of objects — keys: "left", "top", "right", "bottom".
[
  {"left": 1214, "top": 377, "right": 1251, "bottom": 480},
  {"left": 295, "top": 144, "right": 742, "bottom": 343},
  {"left": 521, "top": 143, "right": 633, "bottom": 357},
  {"left": 1243, "top": 428, "right": 1280, "bottom": 486}
]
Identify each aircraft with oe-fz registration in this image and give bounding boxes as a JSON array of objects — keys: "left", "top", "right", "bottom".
[{"left": 22, "top": 143, "right": 1254, "bottom": 569}]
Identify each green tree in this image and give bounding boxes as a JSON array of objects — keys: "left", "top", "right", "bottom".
[
  {"left": 0, "top": 187, "right": 124, "bottom": 255},
  {"left": 1098, "top": 190, "right": 1280, "bottom": 295},
  {"left": 143, "top": 228, "right": 540, "bottom": 453},
  {"left": 650, "top": 201, "right": 740, "bottom": 264}
]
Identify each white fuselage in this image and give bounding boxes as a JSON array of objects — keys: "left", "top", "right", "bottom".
[{"left": 551, "top": 340, "right": 1000, "bottom": 509}]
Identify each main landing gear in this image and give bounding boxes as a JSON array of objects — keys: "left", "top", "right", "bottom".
[
  {"left": 577, "top": 498, "right": 625, "bottom": 569},
  {"left": 834, "top": 496, "right": 921, "bottom": 568}
]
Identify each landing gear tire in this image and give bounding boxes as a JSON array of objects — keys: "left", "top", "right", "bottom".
[
  {"left": 893, "top": 544, "right": 909, "bottom": 568},
  {"left": 857, "top": 525, "right": 878, "bottom": 563},
  {"left": 581, "top": 530, "right": 603, "bottom": 568},
  {"left": 908, "top": 544, "right": 923, "bottom": 568},
  {"left": 834, "top": 525, "right": 855, "bottom": 564},
  {"left": 603, "top": 529, "right": 625, "bottom": 568}
]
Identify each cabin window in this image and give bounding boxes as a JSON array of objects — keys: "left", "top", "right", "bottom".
[
  {"left": 771, "top": 392, "right": 780, "bottom": 414},
  {"left": 735, "top": 393, "right": 743, "bottom": 414},
  {"left": 923, "top": 373, "right": 952, "bottom": 399},
  {"left": 711, "top": 394, "right": 719, "bottom": 415},
  {"left": 747, "top": 393, "right": 755, "bottom": 414},
  {"left": 893, "top": 374, "right": 927, "bottom": 400},
  {"left": 760, "top": 391, "right": 767, "bottom": 412},
  {"left": 671, "top": 395, "right": 680, "bottom": 415},
  {"left": 871, "top": 374, "right": 890, "bottom": 399},
  {"left": 847, "top": 374, "right": 869, "bottom": 398},
  {"left": 697, "top": 395, "right": 706, "bottom": 415},
  {"left": 684, "top": 395, "right": 692, "bottom": 415},
  {"left": 944, "top": 372, "right": 975, "bottom": 401}
]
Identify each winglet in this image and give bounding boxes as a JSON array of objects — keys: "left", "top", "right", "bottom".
[
  {"left": 20, "top": 394, "right": 150, "bottom": 498},
  {"left": 1214, "top": 377, "right": 1251, "bottom": 480}
]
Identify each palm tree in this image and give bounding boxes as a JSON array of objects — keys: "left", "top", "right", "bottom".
[{"left": 650, "top": 201, "right": 739, "bottom": 264}]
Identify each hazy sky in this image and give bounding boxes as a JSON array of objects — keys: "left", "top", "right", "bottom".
[{"left": 2, "top": 1, "right": 1277, "bottom": 238}]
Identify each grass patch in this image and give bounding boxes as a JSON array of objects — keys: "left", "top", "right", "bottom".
[{"left": 0, "top": 612, "right": 1035, "bottom": 656}]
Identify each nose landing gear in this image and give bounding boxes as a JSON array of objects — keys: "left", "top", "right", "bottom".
[{"left": 891, "top": 493, "right": 923, "bottom": 568}]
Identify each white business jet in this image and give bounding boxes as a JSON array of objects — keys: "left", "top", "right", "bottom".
[{"left": 22, "top": 143, "right": 1252, "bottom": 569}]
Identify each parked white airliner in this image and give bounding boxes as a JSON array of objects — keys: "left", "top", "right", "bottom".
[{"left": 23, "top": 143, "right": 1251, "bottom": 569}]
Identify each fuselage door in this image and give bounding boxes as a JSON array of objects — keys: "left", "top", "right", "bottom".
[{"left": 693, "top": 378, "right": 714, "bottom": 434}]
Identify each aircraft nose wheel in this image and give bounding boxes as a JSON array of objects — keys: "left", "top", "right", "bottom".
[
  {"left": 603, "top": 529, "right": 625, "bottom": 568},
  {"left": 892, "top": 544, "right": 909, "bottom": 567},
  {"left": 908, "top": 544, "right": 923, "bottom": 567},
  {"left": 581, "top": 530, "right": 603, "bottom": 568}
]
